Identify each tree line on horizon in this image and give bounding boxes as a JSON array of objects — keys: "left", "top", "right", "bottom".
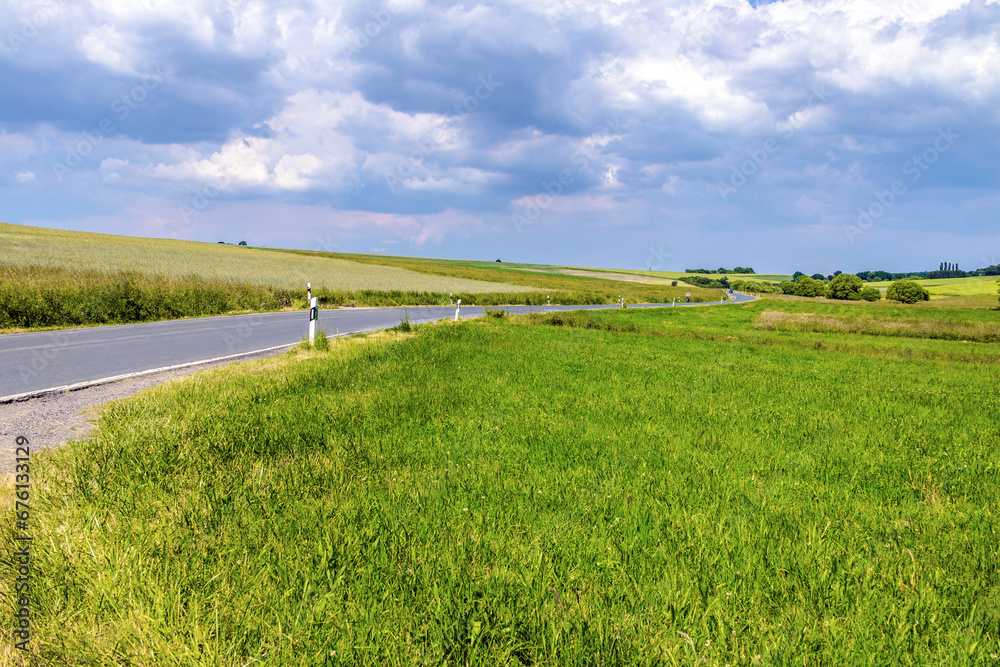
[
  {"left": 847, "top": 264, "right": 999, "bottom": 281},
  {"left": 684, "top": 267, "right": 755, "bottom": 274}
]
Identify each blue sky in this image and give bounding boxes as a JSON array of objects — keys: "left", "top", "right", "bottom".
[{"left": 2, "top": 0, "right": 999, "bottom": 274}]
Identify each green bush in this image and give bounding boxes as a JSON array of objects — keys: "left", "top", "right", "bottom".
[
  {"left": 739, "top": 280, "right": 777, "bottom": 294},
  {"left": 859, "top": 287, "right": 881, "bottom": 302},
  {"left": 828, "top": 274, "right": 865, "bottom": 300},
  {"left": 779, "top": 280, "right": 796, "bottom": 295},
  {"left": 886, "top": 280, "right": 930, "bottom": 304},
  {"left": 793, "top": 276, "right": 825, "bottom": 297}
]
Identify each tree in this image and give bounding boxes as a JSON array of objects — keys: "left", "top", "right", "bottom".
[
  {"left": 859, "top": 287, "right": 881, "bottom": 301},
  {"left": 886, "top": 280, "right": 929, "bottom": 303},
  {"left": 996, "top": 277, "right": 1000, "bottom": 305},
  {"left": 238, "top": 240, "right": 248, "bottom": 246},
  {"left": 793, "top": 275, "right": 825, "bottom": 297},
  {"left": 810, "top": 273, "right": 826, "bottom": 281},
  {"left": 792, "top": 271, "right": 805, "bottom": 280},
  {"left": 858, "top": 270, "right": 892, "bottom": 282},
  {"left": 827, "top": 273, "right": 864, "bottom": 300},
  {"left": 778, "top": 280, "right": 797, "bottom": 294}
]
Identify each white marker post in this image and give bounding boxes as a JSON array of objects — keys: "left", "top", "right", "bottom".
[
  {"left": 672, "top": 298, "right": 675, "bottom": 307},
  {"left": 547, "top": 295, "right": 550, "bottom": 305},
  {"left": 308, "top": 296, "right": 318, "bottom": 345},
  {"left": 454, "top": 299, "right": 461, "bottom": 321},
  {"left": 307, "top": 282, "right": 311, "bottom": 302}
]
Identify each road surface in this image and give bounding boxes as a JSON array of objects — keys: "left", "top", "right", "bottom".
[{"left": 0, "top": 295, "right": 756, "bottom": 402}]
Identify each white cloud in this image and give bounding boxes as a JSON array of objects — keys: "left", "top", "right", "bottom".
[
  {"left": 16, "top": 171, "right": 35, "bottom": 183},
  {"left": 274, "top": 153, "right": 323, "bottom": 190},
  {"left": 77, "top": 25, "right": 135, "bottom": 73}
]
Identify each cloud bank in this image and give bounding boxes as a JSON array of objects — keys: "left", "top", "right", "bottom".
[{"left": 2, "top": 0, "right": 999, "bottom": 272}]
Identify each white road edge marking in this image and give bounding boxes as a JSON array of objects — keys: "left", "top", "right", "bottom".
[{"left": 0, "top": 342, "right": 296, "bottom": 405}]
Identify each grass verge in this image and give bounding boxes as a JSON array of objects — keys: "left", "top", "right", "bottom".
[{"left": 3, "top": 302, "right": 999, "bottom": 664}]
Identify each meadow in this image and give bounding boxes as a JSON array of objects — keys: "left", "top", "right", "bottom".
[{"left": 4, "top": 297, "right": 998, "bottom": 665}]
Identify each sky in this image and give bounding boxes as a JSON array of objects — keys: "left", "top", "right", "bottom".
[{"left": 2, "top": 0, "right": 999, "bottom": 274}]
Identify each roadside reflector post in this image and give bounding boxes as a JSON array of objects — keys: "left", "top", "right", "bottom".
[
  {"left": 672, "top": 298, "right": 675, "bottom": 306},
  {"left": 547, "top": 295, "right": 550, "bottom": 305},
  {"left": 454, "top": 299, "right": 461, "bottom": 321},
  {"left": 309, "top": 296, "right": 318, "bottom": 345},
  {"left": 307, "top": 282, "right": 311, "bottom": 302},
  {"left": 450, "top": 292, "right": 453, "bottom": 305}
]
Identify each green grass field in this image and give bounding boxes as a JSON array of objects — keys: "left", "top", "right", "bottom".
[{"left": 5, "top": 298, "right": 999, "bottom": 665}]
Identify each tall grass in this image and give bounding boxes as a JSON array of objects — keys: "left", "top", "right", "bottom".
[
  {"left": 5, "top": 303, "right": 999, "bottom": 664},
  {"left": 0, "top": 265, "right": 298, "bottom": 328},
  {"left": 755, "top": 310, "right": 1000, "bottom": 343}
]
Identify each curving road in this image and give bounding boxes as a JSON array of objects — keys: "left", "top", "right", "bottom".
[{"left": 0, "top": 294, "right": 755, "bottom": 403}]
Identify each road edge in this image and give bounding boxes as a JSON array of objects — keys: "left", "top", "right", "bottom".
[{"left": 0, "top": 342, "right": 296, "bottom": 405}]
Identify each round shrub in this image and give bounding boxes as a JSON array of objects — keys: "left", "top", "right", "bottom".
[
  {"left": 827, "top": 273, "right": 864, "bottom": 300},
  {"left": 793, "top": 276, "right": 825, "bottom": 297},
  {"left": 886, "top": 280, "right": 929, "bottom": 303},
  {"left": 859, "top": 287, "right": 881, "bottom": 302}
]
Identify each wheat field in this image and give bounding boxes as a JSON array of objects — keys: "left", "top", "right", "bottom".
[{"left": 0, "top": 223, "right": 530, "bottom": 294}]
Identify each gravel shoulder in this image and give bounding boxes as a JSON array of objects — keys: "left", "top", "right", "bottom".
[{"left": 1, "top": 348, "right": 287, "bottom": 477}]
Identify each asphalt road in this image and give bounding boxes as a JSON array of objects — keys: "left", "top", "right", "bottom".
[{"left": 0, "top": 294, "right": 755, "bottom": 402}]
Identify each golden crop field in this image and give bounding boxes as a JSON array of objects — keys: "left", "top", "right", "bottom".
[{"left": 0, "top": 223, "right": 531, "bottom": 294}]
